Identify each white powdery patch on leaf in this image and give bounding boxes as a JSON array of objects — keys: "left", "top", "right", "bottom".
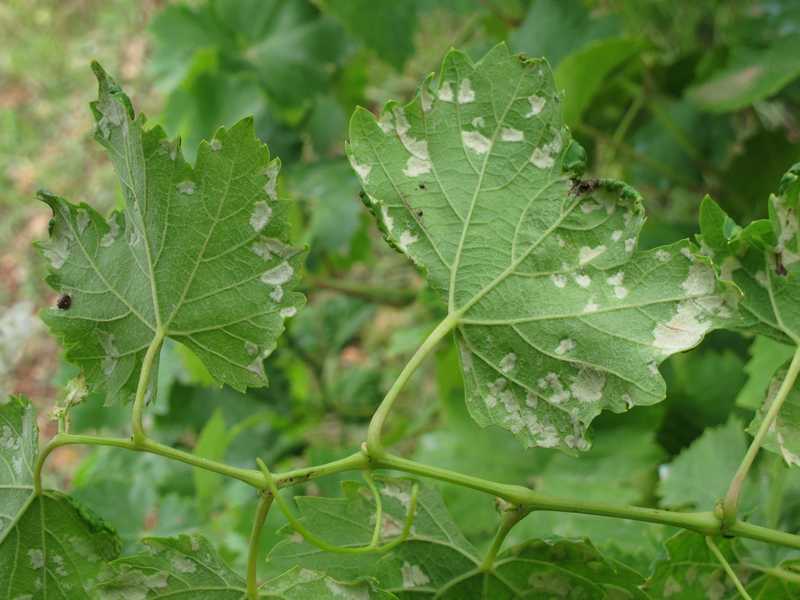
[
  {"left": 472, "top": 116, "right": 485, "bottom": 128},
  {"left": 530, "top": 147, "right": 554, "bottom": 170},
  {"left": 652, "top": 301, "right": 711, "bottom": 353},
  {"left": 403, "top": 155, "right": 432, "bottom": 177},
  {"left": 438, "top": 81, "right": 454, "bottom": 102},
  {"left": 249, "top": 201, "right": 272, "bottom": 232},
  {"left": 681, "top": 262, "right": 716, "bottom": 296},
  {"left": 583, "top": 298, "right": 599, "bottom": 313},
  {"left": 393, "top": 107, "right": 430, "bottom": 160},
  {"left": 261, "top": 262, "right": 294, "bottom": 285},
  {"left": 569, "top": 368, "right": 605, "bottom": 403},
  {"left": 209, "top": 138, "right": 222, "bottom": 151},
  {"left": 100, "top": 216, "right": 120, "bottom": 248},
  {"left": 525, "top": 94, "right": 545, "bottom": 117},
  {"left": 348, "top": 154, "right": 372, "bottom": 182},
  {"left": 398, "top": 230, "right": 418, "bottom": 251},
  {"left": 381, "top": 206, "right": 394, "bottom": 233},
  {"left": 574, "top": 273, "right": 591, "bottom": 288},
  {"left": 611, "top": 229, "right": 622, "bottom": 241},
  {"left": 176, "top": 180, "right": 196, "bottom": 195},
  {"left": 402, "top": 562, "right": 431, "bottom": 588},
  {"left": 264, "top": 162, "right": 279, "bottom": 200},
  {"left": 462, "top": 130, "right": 492, "bottom": 155},
  {"left": 606, "top": 271, "right": 627, "bottom": 299},
  {"left": 555, "top": 338, "right": 576, "bottom": 355},
  {"left": 656, "top": 249, "right": 671, "bottom": 262},
  {"left": 279, "top": 307, "right": 297, "bottom": 319},
  {"left": 457, "top": 78, "right": 475, "bottom": 104},
  {"left": 499, "top": 352, "right": 517, "bottom": 373},
  {"left": 501, "top": 127, "right": 524, "bottom": 142},
  {"left": 551, "top": 273, "right": 567, "bottom": 288},
  {"left": 579, "top": 245, "right": 607, "bottom": 265}
]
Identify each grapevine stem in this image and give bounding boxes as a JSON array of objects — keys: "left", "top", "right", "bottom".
[
  {"left": 722, "top": 346, "right": 800, "bottom": 527},
  {"left": 366, "top": 314, "right": 457, "bottom": 456},
  {"left": 246, "top": 492, "right": 273, "bottom": 600},
  {"left": 32, "top": 434, "right": 800, "bottom": 551},
  {"left": 131, "top": 332, "right": 165, "bottom": 445},
  {"left": 480, "top": 505, "right": 529, "bottom": 571},
  {"left": 706, "top": 537, "right": 752, "bottom": 600}
]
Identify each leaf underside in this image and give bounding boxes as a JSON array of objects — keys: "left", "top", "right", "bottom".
[
  {"left": 268, "top": 477, "right": 646, "bottom": 599},
  {"left": 0, "top": 396, "right": 121, "bottom": 598},
  {"left": 38, "top": 63, "right": 305, "bottom": 404},
  {"left": 347, "top": 43, "right": 734, "bottom": 451}
]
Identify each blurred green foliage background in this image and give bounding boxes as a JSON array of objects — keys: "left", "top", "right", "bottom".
[{"left": 2, "top": 0, "right": 800, "bottom": 579}]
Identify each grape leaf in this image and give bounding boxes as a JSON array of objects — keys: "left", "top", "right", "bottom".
[
  {"left": 657, "top": 419, "right": 751, "bottom": 511},
  {"left": 347, "top": 43, "right": 734, "bottom": 451},
  {"left": 268, "top": 477, "right": 644, "bottom": 598},
  {"left": 699, "top": 163, "right": 800, "bottom": 344},
  {"left": 93, "top": 534, "right": 393, "bottom": 599},
  {"left": 687, "top": 36, "right": 800, "bottom": 112},
  {"left": 37, "top": 63, "right": 304, "bottom": 404},
  {"left": 0, "top": 396, "right": 121, "bottom": 597},
  {"left": 644, "top": 531, "right": 800, "bottom": 599},
  {"left": 266, "top": 477, "right": 478, "bottom": 583},
  {"left": 747, "top": 366, "right": 800, "bottom": 467},
  {"left": 319, "top": 0, "right": 417, "bottom": 70},
  {"left": 736, "top": 336, "right": 794, "bottom": 410}
]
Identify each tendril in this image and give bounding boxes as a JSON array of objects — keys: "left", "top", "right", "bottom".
[{"left": 256, "top": 458, "right": 418, "bottom": 555}]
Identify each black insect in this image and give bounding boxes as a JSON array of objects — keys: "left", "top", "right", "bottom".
[
  {"left": 776, "top": 252, "right": 788, "bottom": 277},
  {"left": 57, "top": 294, "right": 72, "bottom": 310},
  {"left": 569, "top": 178, "right": 600, "bottom": 196},
  {"left": 418, "top": 183, "right": 427, "bottom": 190}
]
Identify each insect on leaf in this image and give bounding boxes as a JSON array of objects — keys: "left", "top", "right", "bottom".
[
  {"left": 0, "top": 396, "right": 121, "bottom": 597},
  {"left": 347, "top": 43, "right": 735, "bottom": 452},
  {"left": 37, "top": 63, "right": 304, "bottom": 404}
]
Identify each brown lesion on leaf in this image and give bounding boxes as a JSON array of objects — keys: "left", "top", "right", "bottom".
[{"left": 568, "top": 178, "right": 600, "bottom": 196}]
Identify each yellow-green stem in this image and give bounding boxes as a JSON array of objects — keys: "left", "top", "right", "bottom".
[
  {"left": 480, "top": 505, "right": 529, "bottom": 571},
  {"left": 723, "top": 346, "right": 800, "bottom": 527},
  {"left": 366, "top": 314, "right": 457, "bottom": 456},
  {"left": 131, "top": 332, "right": 165, "bottom": 445},
  {"left": 246, "top": 492, "right": 273, "bottom": 600}
]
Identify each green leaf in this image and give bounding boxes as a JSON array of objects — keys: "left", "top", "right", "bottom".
[
  {"left": 194, "top": 408, "right": 233, "bottom": 516},
  {"left": 289, "top": 160, "right": 364, "bottom": 255},
  {"left": 347, "top": 43, "right": 734, "bottom": 451},
  {"left": 657, "top": 419, "right": 750, "bottom": 511},
  {"left": 267, "top": 478, "right": 644, "bottom": 598},
  {"left": 262, "top": 568, "right": 395, "bottom": 599},
  {"left": 267, "top": 477, "right": 478, "bottom": 582},
  {"left": 699, "top": 164, "right": 800, "bottom": 344},
  {"left": 510, "top": 0, "right": 620, "bottom": 67},
  {"left": 319, "top": 0, "right": 417, "bottom": 70},
  {"left": 687, "top": 36, "right": 800, "bottom": 112},
  {"left": 644, "top": 531, "right": 800, "bottom": 598},
  {"left": 748, "top": 366, "right": 800, "bottom": 467},
  {"left": 93, "top": 534, "right": 248, "bottom": 597},
  {"left": 554, "top": 37, "right": 641, "bottom": 127},
  {"left": 736, "top": 336, "right": 795, "bottom": 409},
  {"left": 37, "top": 63, "right": 304, "bottom": 403},
  {"left": 0, "top": 396, "right": 121, "bottom": 597}
]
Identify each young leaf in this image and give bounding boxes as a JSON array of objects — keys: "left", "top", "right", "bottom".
[
  {"left": 347, "top": 43, "right": 734, "bottom": 451},
  {"left": 0, "top": 396, "right": 121, "bottom": 597},
  {"left": 37, "top": 64, "right": 304, "bottom": 404},
  {"left": 747, "top": 366, "right": 800, "bottom": 467},
  {"left": 699, "top": 163, "right": 800, "bottom": 344}
]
